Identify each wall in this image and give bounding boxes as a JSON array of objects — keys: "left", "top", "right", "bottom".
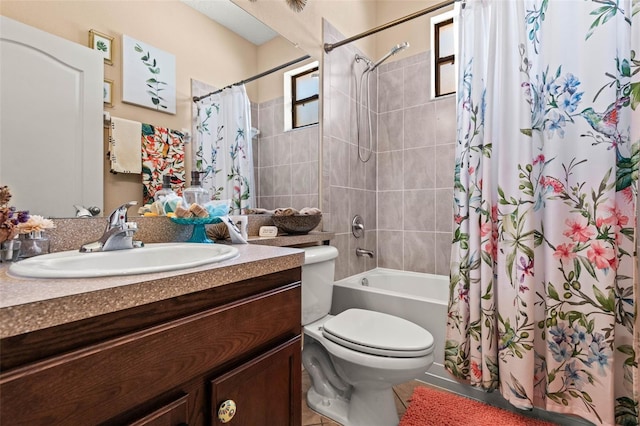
[
  {"left": 375, "top": 52, "right": 455, "bottom": 275},
  {"left": 322, "top": 20, "right": 378, "bottom": 280}
]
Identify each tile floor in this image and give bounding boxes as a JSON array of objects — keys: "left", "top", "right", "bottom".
[{"left": 301, "top": 370, "right": 424, "bottom": 426}]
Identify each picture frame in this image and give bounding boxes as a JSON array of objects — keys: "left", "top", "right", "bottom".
[
  {"left": 122, "top": 35, "right": 176, "bottom": 114},
  {"left": 103, "top": 79, "right": 113, "bottom": 107},
  {"left": 89, "top": 29, "right": 114, "bottom": 65}
]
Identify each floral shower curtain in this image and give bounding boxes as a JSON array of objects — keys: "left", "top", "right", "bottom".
[
  {"left": 195, "top": 84, "right": 255, "bottom": 214},
  {"left": 446, "top": 1, "right": 639, "bottom": 425}
]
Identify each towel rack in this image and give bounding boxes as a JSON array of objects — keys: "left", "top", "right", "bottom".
[{"left": 103, "top": 111, "right": 190, "bottom": 141}]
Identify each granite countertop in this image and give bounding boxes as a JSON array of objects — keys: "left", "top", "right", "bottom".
[{"left": 0, "top": 244, "right": 304, "bottom": 339}]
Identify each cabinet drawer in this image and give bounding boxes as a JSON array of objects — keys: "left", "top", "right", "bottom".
[
  {"left": 211, "top": 337, "right": 301, "bottom": 426},
  {"left": 0, "top": 284, "right": 300, "bottom": 425}
]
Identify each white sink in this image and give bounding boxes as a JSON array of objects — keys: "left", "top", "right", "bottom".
[{"left": 8, "top": 243, "right": 239, "bottom": 279}]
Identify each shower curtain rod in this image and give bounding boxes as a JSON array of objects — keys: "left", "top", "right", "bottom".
[
  {"left": 193, "top": 54, "right": 312, "bottom": 102},
  {"left": 324, "top": 0, "right": 457, "bottom": 53}
]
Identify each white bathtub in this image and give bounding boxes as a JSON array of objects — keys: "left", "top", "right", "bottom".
[{"left": 332, "top": 268, "right": 448, "bottom": 377}]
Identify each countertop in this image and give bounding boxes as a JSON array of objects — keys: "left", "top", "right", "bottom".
[
  {"left": 0, "top": 244, "right": 304, "bottom": 339},
  {"left": 247, "top": 231, "right": 334, "bottom": 246}
]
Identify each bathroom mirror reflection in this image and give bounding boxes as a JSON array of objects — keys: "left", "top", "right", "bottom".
[{"left": 0, "top": 0, "right": 319, "bottom": 219}]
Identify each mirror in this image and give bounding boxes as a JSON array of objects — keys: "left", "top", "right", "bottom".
[{"left": 0, "top": 0, "right": 319, "bottom": 218}]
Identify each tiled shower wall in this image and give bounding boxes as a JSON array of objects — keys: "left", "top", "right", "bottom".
[
  {"left": 322, "top": 20, "right": 456, "bottom": 280},
  {"left": 253, "top": 98, "right": 319, "bottom": 211},
  {"left": 323, "top": 20, "right": 378, "bottom": 280},
  {"left": 375, "top": 54, "right": 456, "bottom": 276}
]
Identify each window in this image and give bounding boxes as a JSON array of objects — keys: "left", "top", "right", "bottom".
[
  {"left": 284, "top": 61, "right": 319, "bottom": 131},
  {"left": 431, "top": 9, "right": 458, "bottom": 98}
]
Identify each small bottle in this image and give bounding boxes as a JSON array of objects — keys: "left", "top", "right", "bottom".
[
  {"left": 154, "top": 175, "right": 175, "bottom": 201},
  {"left": 183, "top": 171, "right": 210, "bottom": 205}
]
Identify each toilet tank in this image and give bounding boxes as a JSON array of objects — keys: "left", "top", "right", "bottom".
[{"left": 302, "top": 245, "right": 339, "bottom": 326}]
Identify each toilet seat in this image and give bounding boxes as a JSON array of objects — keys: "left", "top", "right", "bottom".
[{"left": 322, "top": 309, "right": 434, "bottom": 358}]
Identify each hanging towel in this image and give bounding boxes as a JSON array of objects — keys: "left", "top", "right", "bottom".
[
  {"left": 141, "top": 123, "right": 186, "bottom": 205},
  {"left": 109, "top": 117, "right": 142, "bottom": 174}
]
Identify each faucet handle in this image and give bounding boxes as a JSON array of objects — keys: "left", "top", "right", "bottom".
[
  {"left": 107, "top": 201, "right": 138, "bottom": 230},
  {"left": 352, "top": 215, "right": 365, "bottom": 238}
]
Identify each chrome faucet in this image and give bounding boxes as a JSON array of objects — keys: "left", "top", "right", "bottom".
[
  {"left": 74, "top": 204, "right": 101, "bottom": 218},
  {"left": 355, "top": 248, "right": 375, "bottom": 258},
  {"left": 80, "top": 201, "right": 142, "bottom": 252}
]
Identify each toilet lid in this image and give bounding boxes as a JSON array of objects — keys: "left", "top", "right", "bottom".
[{"left": 322, "top": 309, "right": 434, "bottom": 358}]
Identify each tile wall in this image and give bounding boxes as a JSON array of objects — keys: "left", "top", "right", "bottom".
[
  {"left": 253, "top": 98, "right": 320, "bottom": 211},
  {"left": 375, "top": 53, "right": 456, "bottom": 276},
  {"left": 322, "top": 20, "right": 378, "bottom": 280},
  {"left": 322, "top": 20, "right": 456, "bottom": 279}
]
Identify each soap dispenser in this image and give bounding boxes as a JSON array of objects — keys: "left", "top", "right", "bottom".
[
  {"left": 183, "top": 171, "right": 210, "bottom": 205},
  {"left": 154, "top": 175, "right": 175, "bottom": 201}
]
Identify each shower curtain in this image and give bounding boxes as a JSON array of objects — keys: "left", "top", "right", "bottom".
[
  {"left": 446, "top": 1, "right": 639, "bottom": 425},
  {"left": 195, "top": 84, "right": 255, "bottom": 214}
]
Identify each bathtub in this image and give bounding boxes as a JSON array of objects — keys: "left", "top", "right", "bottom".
[{"left": 332, "top": 268, "right": 448, "bottom": 380}]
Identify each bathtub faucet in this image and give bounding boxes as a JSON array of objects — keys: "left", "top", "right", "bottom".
[{"left": 355, "top": 248, "right": 375, "bottom": 258}]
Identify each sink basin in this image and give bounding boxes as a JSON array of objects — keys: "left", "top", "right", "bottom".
[{"left": 8, "top": 243, "right": 239, "bottom": 279}]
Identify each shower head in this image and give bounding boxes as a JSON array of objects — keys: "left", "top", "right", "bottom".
[
  {"left": 355, "top": 53, "right": 373, "bottom": 68},
  {"left": 391, "top": 41, "right": 410, "bottom": 54},
  {"left": 369, "top": 41, "right": 409, "bottom": 71}
]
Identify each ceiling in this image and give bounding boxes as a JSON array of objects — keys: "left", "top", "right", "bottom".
[{"left": 180, "top": 0, "right": 278, "bottom": 45}]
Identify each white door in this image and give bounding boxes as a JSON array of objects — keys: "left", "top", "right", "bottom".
[{"left": 0, "top": 16, "right": 103, "bottom": 217}]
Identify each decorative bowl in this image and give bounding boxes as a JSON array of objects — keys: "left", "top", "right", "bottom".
[
  {"left": 170, "top": 216, "right": 221, "bottom": 225},
  {"left": 170, "top": 216, "right": 222, "bottom": 243},
  {"left": 271, "top": 214, "right": 322, "bottom": 235}
]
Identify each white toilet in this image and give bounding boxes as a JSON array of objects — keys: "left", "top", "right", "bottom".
[{"left": 301, "top": 246, "right": 434, "bottom": 426}]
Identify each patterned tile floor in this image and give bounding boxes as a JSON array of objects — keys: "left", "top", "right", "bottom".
[{"left": 301, "top": 370, "right": 424, "bottom": 426}]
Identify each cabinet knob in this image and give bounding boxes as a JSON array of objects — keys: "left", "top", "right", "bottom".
[{"left": 218, "top": 399, "right": 237, "bottom": 423}]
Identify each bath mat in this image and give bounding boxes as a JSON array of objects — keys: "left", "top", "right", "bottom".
[{"left": 399, "top": 386, "right": 558, "bottom": 426}]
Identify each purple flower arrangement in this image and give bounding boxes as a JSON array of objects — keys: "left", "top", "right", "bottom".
[{"left": 0, "top": 186, "right": 30, "bottom": 243}]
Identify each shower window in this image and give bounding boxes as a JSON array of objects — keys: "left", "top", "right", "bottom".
[
  {"left": 434, "top": 18, "right": 455, "bottom": 96},
  {"left": 291, "top": 66, "right": 319, "bottom": 128},
  {"left": 431, "top": 9, "right": 458, "bottom": 98},
  {"left": 283, "top": 60, "right": 319, "bottom": 131}
]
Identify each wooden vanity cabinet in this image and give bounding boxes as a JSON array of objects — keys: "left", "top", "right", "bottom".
[
  {"left": 211, "top": 338, "right": 301, "bottom": 426},
  {"left": 129, "top": 394, "right": 190, "bottom": 426},
  {"left": 0, "top": 268, "right": 302, "bottom": 426}
]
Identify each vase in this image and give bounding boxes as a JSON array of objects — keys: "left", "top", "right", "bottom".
[
  {"left": 0, "top": 238, "right": 21, "bottom": 262},
  {"left": 19, "top": 231, "right": 50, "bottom": 258}
]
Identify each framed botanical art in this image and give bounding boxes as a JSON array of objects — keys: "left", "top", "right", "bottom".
[
  {"left": 89, "top": 29, "right": 113, "bottom": 65},
  {"left": 103, "top": 79, "right": 113, "bottom": 107},
  {"left": 122, "top": 35, "right": 176, "bottom": 114}
]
